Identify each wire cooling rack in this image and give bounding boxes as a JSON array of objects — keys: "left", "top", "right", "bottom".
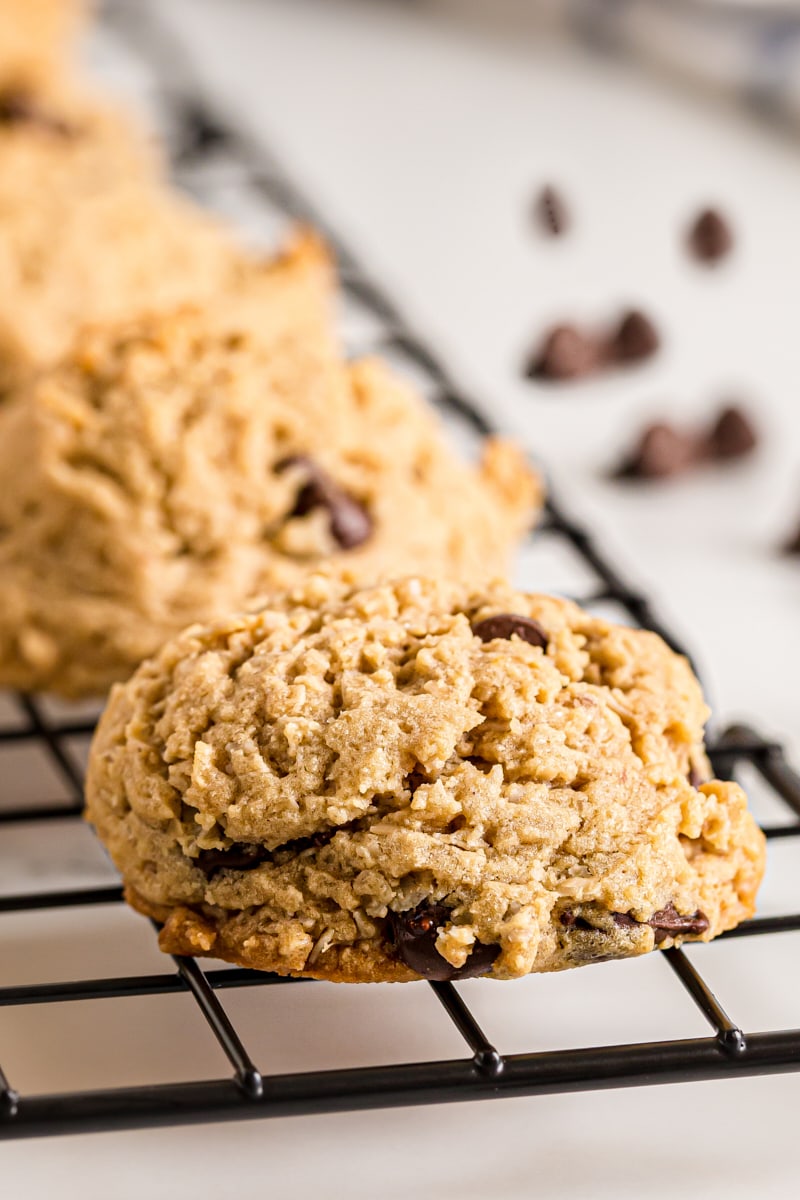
[{"left": 2, "top": 0, "right": 800, "bottom": 1141}]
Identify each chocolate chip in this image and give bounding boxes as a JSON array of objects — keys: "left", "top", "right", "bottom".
[
  {"left": 192, "top": 826, "right": 348, "bottom": 876},
  {"left": 608, "top": 309, "right": 660, "bottom": 365},
  {"left": 611, "top": 912, "right": 637, "bottom": 928},
  {"left": 689, "top": 763, "right": 706, "bottom": 789},
  {"left": 388, "top": 903, "right": 500, "bottom": 981},
  {"left": 613, "top": 422, "right": 698, "bottom": 480},
  {"left": 688, "top": 208, "right": 733, "bottom": 264},
  {"left": 525, "top": 324, "right": 601, "bottom": 382},
  {"left": 535, "top": 185, "right": 569, "bottom": 237},
  {"left": 278, "top": 455, "right": 372, "bottom": 549},
  {"left": 705, "top": 406, "right": 758, "bottom": 461},
  {"left": 783, "top": 521, "right": 800, "bottom": 556},
  {"left": 471, "top": 613, "right": 548, "bottom": 649},
  {"left": 194, "top": 844, "right": 268, "bottom": 873},
  {"left": 649, "top": 903, "right": 709, "bottom": 944},
  {"left": 0, "top": 88, "right": 73, "bottom": 135}
]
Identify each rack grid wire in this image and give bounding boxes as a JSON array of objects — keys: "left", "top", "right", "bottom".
[{"left": 2, "top": 0, "right": 800, "bottom": 1140}]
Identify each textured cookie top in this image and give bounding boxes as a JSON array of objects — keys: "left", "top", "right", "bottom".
[
  {"left": 86, "top": 577, "right": 765, "bottom": 982},
  {"left": 0, "top": 285, "right": 538, "bottom": 695}
]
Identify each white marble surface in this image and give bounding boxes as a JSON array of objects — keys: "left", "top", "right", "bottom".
[{"left": 1, "top": 1, "right": 799, "bottom": 1194}]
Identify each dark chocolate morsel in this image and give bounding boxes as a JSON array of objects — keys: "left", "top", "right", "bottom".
[
  {"left": 192, "top": 825, "right": 350, "bottom": 876},
  {"left": 613, "top": 422, "right": 697, "bottom": 481},
  {"left": 535, "top": 185, "right": 569, "bottom": 237},
  {"left": 277, "top": 455, "right": 372, "bottom": 550},
  {"left": 472, "top": 613, "right": 548, "bottom": 649},
  {"left": 194, "top": 844, "right": 269, "bottom": 873},
  {"left": 525, "top": 324, "right": 601, "bottom": 382},
  {"left": 388, "top": 902, "right": 500, "bottom": 981},
  {"left": 564, "top": 906, "right": 709, "bottom": 943},
  {"left": 783, "top": 522, "right": 800, "bottom": 556},
  {"left": 608, "top": 309, "right": 660, "bottom": 365},
  {"left": 648, "top": 903, "right": 709, "bottom": 943},
  {"left": 705, "top": 406, "right": 758, "bottom": 461},
  {"left": 688, "top": 208, "right": 733, "bottom": 264}
]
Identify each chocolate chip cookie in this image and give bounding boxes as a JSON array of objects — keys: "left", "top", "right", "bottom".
[
  {"left": 0, "top": 289, "right": 539, "bottom": 696},
  {"left": 85, "top": 577, "right": 765, "bottom": 982}
]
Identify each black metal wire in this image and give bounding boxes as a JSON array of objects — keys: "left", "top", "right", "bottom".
[{"left": 1, "top": 0, "right": 800, "bottom": 1141}]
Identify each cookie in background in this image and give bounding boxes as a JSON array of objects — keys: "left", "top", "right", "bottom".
[{"left": 0, "top": 268, "right": 540, "bottom": 696}]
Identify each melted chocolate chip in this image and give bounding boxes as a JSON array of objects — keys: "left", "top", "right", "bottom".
[
  {"left": 648, "top": 903, "right": 709, "bottom": 944},
  {"left": 705, "top": 406, "right": 758, "bottom": 461},
  {"left": 525, "top": 324, "right": 601, "bottom": 382},
  {"left": 688, "top": 208, "right": 733, "bottom": 264},
  {"left": 608, "top": 309, "right": 660, "bottom": 365},
  {"left": 278, "top": 455, "right": 372, "bottom": 550},
  {"left": 388, "top": 902, "right": 500, "bottom": 981},
  {"left": 194, "top": 844, "right": 269, "bottom": 873},
  {"left": 560, "top": 910, "right": 594, "bottom": 932},
  {"left": 783, "top": 521, "right": 800, "bottom": 556},
  {"left": 0, "top": 89, "right": 73, "bottom": 135},
  {"left": 613, "top": 422, "right": 698, "bottom": 481},
  {"left": 535, "top": 185, "right": 569, "bottom": 237},
  {"left": 564, "top": 906, "right": 709, "bottom": 943},
  {"left": 471, "top": 613, "right": 548, "bottom": 649},
  {"left": 192, "top": 826, "right": 348, "bottom": 876}
]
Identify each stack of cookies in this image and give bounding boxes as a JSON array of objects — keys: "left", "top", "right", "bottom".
[{"left": 1, "top": 1, "right": 765, "bottom": 984}]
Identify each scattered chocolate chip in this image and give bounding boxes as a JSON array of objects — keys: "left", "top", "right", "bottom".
[
  {"left": 277, "top": 455, "right": 372, "bottom": 550},
  {"left": 649, "top": 903, "right": 709, "bottom": 944},
  {"left": 388, "top": 902, "right": 500, "bottom": 981},
  {"left": 783, "top": 521, "right": 800, "bottom": 556},
  {"left": 613, "top": 422, "right": 698, "bottom": 480},
  {"left": 471, "top": 613, "right": 548, "bottom": 650},
  {"left": 560, "top": 910, "right": 594, "bottom": 932},
  {"left": 608, "top": 309, "right": 660, "bottom": 365},
  {"left": 688, "top": 208, "right": 733, "bottom": 264},
  {"left": 565, "top": 906, "right": 709, "bottom": 943},
  {"left": 0, "top": 88, "right": 73, "bottom": 135},
  {"left": 525, "top": 309, "right": 660, "bottom": 385},
  {"left": 525, "top": 324, "right": 601, "bottom": 382},
  {"left": 705, "top": 406, "right": 758, "bottom": 461},
  {"left": 535, "top": 185, "right": 569, "bottom": 237}
]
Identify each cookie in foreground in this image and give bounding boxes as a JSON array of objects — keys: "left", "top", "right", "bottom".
[{"left": 85, "top": 576, "right": 765, "bottom": 982}]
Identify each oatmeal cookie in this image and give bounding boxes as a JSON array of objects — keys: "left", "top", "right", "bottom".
[
  {"left": 85, "top": 576, "right": 765, "bottom": 982},
  {"left": 0, "top": 303, "right": 538, "bottom": 696}
]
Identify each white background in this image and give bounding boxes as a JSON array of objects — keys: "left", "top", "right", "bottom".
[{"left": 1, "top": 0, "right": 799, "bottom": 1195}]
